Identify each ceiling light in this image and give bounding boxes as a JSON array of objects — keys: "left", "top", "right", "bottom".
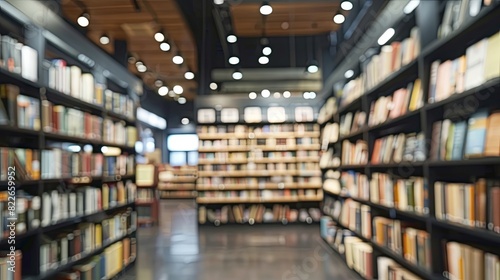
[
  {"left": 227, "top": 34, "right": 237, "bottom": 43},
  {"left": 333, "top": 13, "right": 345, "bottom": 24},
  {"left": 283, "top": 91, "right": 291, "bottom": 98},
  {"left": 68, "top": 145, "right": 81, "bottom": 153},
  {"left": 232, "top": 70, "right": 243, "bottom": 80},
  {"left": 158, "top": 86, "right": 169, "bottom": 96},
  {"left": 135, "top": 60, "right": 143, "bottom": 67},
  {"left": 403, "top": 0, "right": 420, "bottom": 14},
  {"left": 173, "top": 54, "right": 184, "bottom": 65},
  {"left": 181, "top": 118, "right": 190, "bottom": 125},
  {"left": 273, "top": 92, "right": 281, "bottom": 98},
  {"left": 173, "top": 85, "right": 183, "bottom": 94},
  {"left": 229, "top": 56, "right": 239, "bottom": 65},
  {"left": 99, "top": 34, "right": 110, "bottom": 45},
  {"left": 210, "top": 82, "right": 218, "bottom": 90},
  {"left": 310, "top": 92, "right": 316, "bottom": 99},
  {"left": 137, "top": 64, "right": 147, "bottom": 72},
  {"left": 307, "top": 62, "right": 319, "bottom": 74},
  {"left": 261, "top": 89, "right": 270, "bottom": 98},
  {"left": 258, "top": 56, "right": 269, "bottom": 65},
  {"left": 178, "top": 97, "right": 187, "bottom": 104},
  {"left": 77, "top": 13, "right": 90, "bottom": 27},
  {"left": 249, "top": 92, "right": 257, "bottom": 99},
  {"left": 168, "top": 90, "right": 176, "bottom": 97},
  {"left": 160, "top": 42, "right": 171, "bottom": 52},
  {"left": 260, "top": 1, "right": 273, "bottom": 15},
  {"left": 214, "top": 0, "right": 224, "bottom": 4},
  {"left": 155, "top": 79, "right": 163, "bottom": 87},
  {"left": 128, "top": 56, "right": 136, "bottom": 64},
  {"left": 377, "top": 28, "right": 395, "bottom": 45},
  {"left": 341, "top": 1, "right": 353, "bottom": 11},
  {"left": 262, "top": 46, "right": 272, "bottom": 56},
  {"left": 154, "top": 31, "right": 165, "bottom": 42},
  {"left": 344, "top": 69, "right": 354, "bottom": 79},
  {"left": 185, "top": 71, "right": 195, "bottom": 80}
]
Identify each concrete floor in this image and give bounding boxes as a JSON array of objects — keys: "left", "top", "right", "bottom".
[{"left": 118, "top": 200, "right": 362, "bottom": 280}]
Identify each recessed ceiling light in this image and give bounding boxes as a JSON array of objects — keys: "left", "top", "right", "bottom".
[
  {"left": 227, "top": 34, "right": 237, "bottom": 43},
  {"left": 229, "top": 56, "right": 240, "bottom": 65},
  {"left": 283, "top": 91, "right": 291, "bottom": 98},
  {"left": 344, "top": 69, "right": 354, "bottom": 78},
  {"left": 261, "top": 89, "right": 270, "bottom": 98},
  {"left": 178, "top": 97, "right": 187, "bottom": 104},
  {"left": 307, "top": 64, "right": 319, "bottom": 74},
  {"left": 249, "top": 92, "right": 257, "bottom": 99},
  {"left": 168, "top": 90, "right": 176, "bottom": 97},
  {"left": 260, "top": 1, "right": 273, "bottom": 15},
  {"left": 210, "top": 82, "right": 218, "bottom": 90},
  {"left": 341, "top": 1, "right": 353, "bottom": 11},
  {"left": 135, "top": 61, "right": 143, "bottom": 67},
  {"left": 262, "top": 46, "right": 272, "bottom": 56},
  {"left": 99, "top": 34, "right": 110, "bottom": 45},
  {"left": 273, "top": 92, "right": 281, "bottom": 98},
  {"left": 184, "top": 71, "right": 195, "bottom": 80},
  {"left": 160, "top": 42, "right": 171, "bottom": 51},
  {"left": 232, "top": 70, "right": 243, "bottom": 80},
  {"left": 181, "top": 118, "right": 189, "bottom": 125},
  {"left": 214, "top": 0, "right": 224, "bottom": 4},
  {"left": 137, "top": 64, "right": 147, "bottom": 72},
  {"left": 154, "top": 31, "right": 165, "bottom": 42},
  {"left": 173, "top": 54, "right": 184, "bottom": 65},
  {"left": 173, "top": 85, "right": 183, "bottom": 94},
  {"left": 158, "top": 86, "right": 169, "bottom": 96},
  {"left": 378, "top": 28, "right": 395, "bottom": 45},
  {"left": 77, "top": 13, "right": 90, "bottom": 27},
  {"left": 258, "top": 56, "right": 269, "bottom": 65},
  {"left": 333, "top": 13, "right": 345, "bottom": 24},
  {"left": 155, "top": 80, "right": 163, "bottom": 87},
  {"left": 403, "top": 0, "right": 420, "bottom": 14}
]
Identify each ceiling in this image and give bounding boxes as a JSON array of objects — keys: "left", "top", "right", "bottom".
[{"left": 61, "top": 0, "right": 198, "bottom": 99}]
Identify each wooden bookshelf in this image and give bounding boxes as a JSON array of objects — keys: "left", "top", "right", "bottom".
[
  {"left": 318, "top": 2, "right": 500, "bottom": 279},
  {"left": 157, "top": 165, "right": 197, "bottom": 199}
]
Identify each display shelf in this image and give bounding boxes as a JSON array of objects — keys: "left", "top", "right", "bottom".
[
  {"left": 199, "top": 220, "right": 319, "bottom": 227},
  {"left": 105, "top": 110, "right": 136, "bottom": 126},
  {"left": 427, "top": 157, "right": 500, "bottom": 166},
  {"left": 0, "top": 125, "right": 41, "bottom": 137},
  {"left": 44, "top": 87, "right": 104, "bottom": 116},
  {"left": 338, "top": 128, "right": 367, "bottom": 142},
  {"left": 198, "top": 146, "right": 249, "bottom": 152},
  {"left": 198, "top": 158, "right": 248, "bottom": 164},
  {"left": 0, "top": 67, "right": 40, "bottom": 96},
  {"left": 431, "top": 218, "right": 500, "bottom": 244},
  {"left": 367, "top": 110, "right": 421, "bottom": 133}
]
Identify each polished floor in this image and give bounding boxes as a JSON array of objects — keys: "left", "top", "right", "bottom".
[{"left": 118, "top": 200, "right": 362, "bottom": 280}]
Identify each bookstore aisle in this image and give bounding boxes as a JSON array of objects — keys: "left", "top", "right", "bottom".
[{"left": 117, "top": 200, "right": 362, "bottom": 280}]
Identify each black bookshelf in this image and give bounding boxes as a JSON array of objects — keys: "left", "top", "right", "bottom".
[{"left": 318, "top": 1, "right": 500, "bottom": 279}]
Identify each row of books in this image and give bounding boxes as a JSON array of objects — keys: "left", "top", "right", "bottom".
[
  {"left": 318, "top": 97, "right": 337, "bottom": 124},
  {"left": 0, "top": 84, "right": 40, "bottom": 130},
  {"left": 103, "top": 119, "right": 137, "bottom": 147},
  {"left": 373, "top": 216, "right": 431, "bottom": 270},
  {"left": 324, "top": 197, "right": 372, "bottom": 239},
  {"left": 446, "top": 241, "right": 500, "bottom": 280},
  {"left": 104, "top": 89, "right": 135, "bottom": 120},
  {"left": 435, "top": 179, "right": 500, "bottom": 233},
  {"left": 197, "top": 176, "right": 322, "bottom": 186},
  {"left": 199, "top": 189, "right": 322, "bottom": 199},
  {"left": 198, "top": 124, "right": 319, "bottom": 135},
  {"left": 199, "top": 162, "right": 320, "bottom": 171},
  {"left": 40, "top": 212, "right": 136, "bottom": 274},
  {"left": 320, "top": 122, "right": 339, "bottom": 149},
  {"left": 198, "top": 205, "right": 321, "bottom": 224},
  {"left": 55, "top": 237, "right": 136, "bottom": 280},
  {"left": 319, "top": 148, "right": 339, "bottom": 169},
  {"left": 137, "top": 188, "right": 156, "bottom": 202},
  {"left": 429, "top": 31, "right": 499, "bottom": 104},
  {"left": 438, "top": 0, "right": 496, "bottom": 39},
  {"left": 198, "top": 152, "right": 247, "bottom": 161},
  {"left": 0, "top": 182, "right": 136, "bottom": 237},
  {"left": 46, "top": 60, "right": 96, "bottom": 104},
  {"left": 368, "top": 80, "right": 423, "bottom": 127},
  {"left": 0, "top": 251, "right": 22, "bottom": 280},
  {"left": 0, "top": 34, "right": 38, "bottom": 82},
  {"left": 339, "top": 111, "right": 365, "bottom": 137},
  {"left": 42, "top": 100, "right": 102, "bottom": 140},
  {"left": 371, "top": 132, "right": 426, "bottom": 164},
  {"left": 430, "top": 109, "right": 500, "bottom": 160},
  {"left": 341, "top": 140, "right": 368, "bottom": 165},
  {"left": 199, "top": 138, "right": 319, "bottom": 148},
  {"left": 0, "top": 147, "right": 40, "bottom": 181}
]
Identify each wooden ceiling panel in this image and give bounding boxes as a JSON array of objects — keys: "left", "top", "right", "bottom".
[
  {"left": 61, "top": 0, "right": 198, "bottom": 99},
  {"left": 230, "top": 2, "right": 344, "bottom": 37}
]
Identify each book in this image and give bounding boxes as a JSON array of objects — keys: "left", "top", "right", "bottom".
[
  {"left": 484, "top": 111, "right": 500, "bottom": 156},
  {"left": 464, "top": 109, "right": 489, "bottom": 158}
]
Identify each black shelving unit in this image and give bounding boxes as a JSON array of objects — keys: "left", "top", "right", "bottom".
[{"left": 319, "top": 1, "right": 500, "bottom": 280}]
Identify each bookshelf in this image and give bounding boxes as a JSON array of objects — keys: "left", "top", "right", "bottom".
[
  {"left": 158, "top": 165, "right": 198, "bottom": 199},
  {"left": 135, "top": 164, "right": 159, "bottom": 226},
  {"left": 0, "top": 2, "right": 140, "bottom": 279},
  {"left": 319, "top": 1, "right": 500, "bottom": 280}
]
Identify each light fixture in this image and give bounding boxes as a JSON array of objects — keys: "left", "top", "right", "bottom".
[
  {"left": 154, "top": 30, "right": 165, "bottom": 42},
  {"left": 377, "top": 28, "right": 395, "bottom": 45},
  {"left": 258, "top": 56, "right": 269, "bottom": 65},
  {"left": 273, "top": 92, "right": 281, "bottom": 98},
  {"left": 158, "top": 86, "right": 169, "bottom": 96},
  {"left": 307, "top": 61, "right": 319, "bottom": 74},
  {"left": 83, "top": 144, "right": 93, "bottom": 153},
  {"left": 262, "top": 46, "right": 272, "bottom": 56},
  {"left": 155, "top": 79, "right": 163, "bottom": 87},
  {"left": 160, "top": 41, "right": 171, "bottom": 52},
  {"left": 341, "top": 1, "right": 353, "bottom": 11},
  {"left": 344, "top": 69, "right": 354, "bottom": 79},
  {"left": 178, "top": 97, "right": 187, "bottom": 104},
  {"left": 68, "top": 145, "right": 81, "bottom": 153},
  {"left": 168, "top": 91, "right": 176, "bottom": 97},
  {"left": 333, "top": 13, "right": 345, "bottom": 24},
  {"left": 184, "top": 71, "right": 195, "bottom": 80},
  {"left": 403, "top": 0, "right": 420, "bottom": 14},
  {"left": 227, "top": 34, "right": 237, "bottom": 43},
  {"left": 173, "top": 85, "right": 183, "bottom": 94},
  {"left": 261, "top": 89, "right": 270, "bottom": 98},
  {"left": 128, "top": 56, "right": 136, "bottom": 64},
  {"left": 210, "top": 82, "right": 218, "bottom": 90},
  {"left": 137, "top": 64, "right": 147, "bottom": 72},
  {"left": 232, "top": 70, "right": 243, "bottom": 80},
  {"left": 303, "top": 92, "right": 317, "bottom": 99},
  {"left": 260, "top": 1, "right": 273, "bottom": 15},
  {"left": 229, "top": 56, "right": 240, "bottom": 65},
  {"left": 99, "top": 34, "right": 110, "bottom": 45},
  {"left": 173, "top": 54, "right": 184, "bottom": 65},
  {"left": 135, "top": 60, "right": 143, "bottom": 67},
  {"left": 214, "top": 0, "right": 224, "bottom": 4},
  {"left": 249, "top": 92, "right": 257, "bottom": 99},
  {"left": 283, "top": 91, "right": 291, "bottom": 98},
  {"left": 181, "top": 118, "right": 190, "bottom": 125},
  {"left": 77, "top": 13, "right": 90, "bottom": 27}
]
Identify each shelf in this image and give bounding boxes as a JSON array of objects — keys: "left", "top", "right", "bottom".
[
  {"left": 100, "top": 141, "right": 135, "bottom": 151},
  {"left": 198, "top": 133, "right": 248, "bottom": 140},
  {"left": 199, "top": 220, "right": 319, "bottom": 226},
  {"left": 367, "top": 109, "right": 421, "bottom": 133},
  {"left": 0, "top": 228, "right": 40, "bottom": 246},
  {"left": 0, "top": 125, "right": 41, "bottom": 137},
  {"left": 431, "top": 218, "right": 500, "bottom": 244},
  {"left": 338, "top": 164, "right": 367, "bottom": 170},
  {"left": 136, "top": 200, "right": 155, "bottom": 205},
  {"left": 199, "top": 146, "right": 249, "bottom": 152},
  {"left": 427, "top": 157, "right": 500, "bottom": 167},
  {"left": 0, "top": 67, "right": 40, "bottom": 96},
  {"left": 368, "top": 161, "right": 424, "bottom": 169},
  {"left": 196, "top": 196, "right": 321, "bottom": 204},
  {"left": 105, "top": 110, "right": 136, "bottom": 125},
  {"left": 44, "top": 131, "right": 102, "bottom": 145},
  {"left": 44, "top": 87, "right": 104, "bottom": 116},
  {"left": 366, "top": 59, "right": 419, "bottom": 97},
  {"left": 338, "top": 95, "right": 363, "bottom": 115},
  {"left": 250, "top": 157, "right": 298, "bottom": 164},
  {"left": 198, "top": 159, "right": 248, "bottom": 164},
  {"left": 34, "top": 230, "right": 136, "bottom": 280},
  {"left": 197, "top": 182, "right": 322, "bottom": 191},
  {"left": 338, "top": 128, "right": 366, "bottom": 142}
]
